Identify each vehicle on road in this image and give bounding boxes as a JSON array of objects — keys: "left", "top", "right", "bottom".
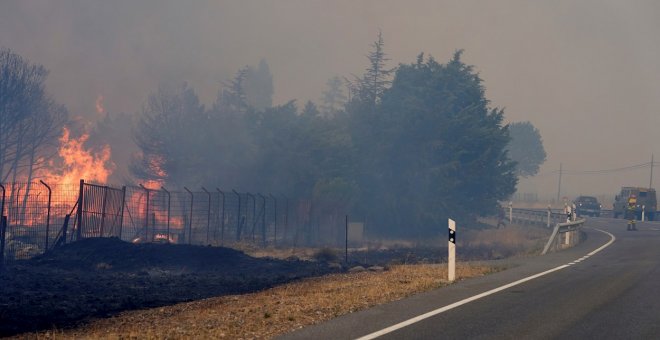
[
  {"left": 573, "top": 196, "right": 601, "bottom": 217},
  {"left": 613, "top": 187, "right": 657, "bottom": 220}
]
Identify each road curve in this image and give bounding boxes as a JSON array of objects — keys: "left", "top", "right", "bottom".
[{"left": 280, "top": 218, "right": 660, "bottom": 339}]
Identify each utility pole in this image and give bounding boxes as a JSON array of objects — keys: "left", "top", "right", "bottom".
[
  {"left": 650, "top": 154, "right": 654, "bottom": 189},
  {"left": 557, "top": 163, "right": 562, "bottom": 203}
]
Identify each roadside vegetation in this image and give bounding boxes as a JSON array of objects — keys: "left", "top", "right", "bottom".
[{"left": 19, "top": 224, "right": 546, "bottom": 339}]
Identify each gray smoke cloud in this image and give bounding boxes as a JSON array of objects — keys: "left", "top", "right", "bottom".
[{"left": 2, "top": 0, "right": 660, "bottom": 200}]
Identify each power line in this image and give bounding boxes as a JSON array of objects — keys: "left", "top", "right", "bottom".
[{"left": 535, "top": 161, "right": 656, "bottom": 177}]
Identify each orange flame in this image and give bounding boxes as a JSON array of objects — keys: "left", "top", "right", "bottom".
[
  {"left": 95, "top": 95, "right": 105, "bottom": 115},
  {"left": 141, "top": 155, "right": 167, "bottom": 190},
  {"left": 39, "top": 127, "right": 115, "bottom": 186}
]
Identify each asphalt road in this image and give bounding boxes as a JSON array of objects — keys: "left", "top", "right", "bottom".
[{"left": 281, "top": 218, "right": 660, "bottom": 339}]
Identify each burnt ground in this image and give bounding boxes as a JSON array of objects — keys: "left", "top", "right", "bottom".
[
  {"left": 0, "top": 229, "right": 543, "bottom": 337},
  {"left": 0, "top": 238, "right": 342, "bottom": 337}
]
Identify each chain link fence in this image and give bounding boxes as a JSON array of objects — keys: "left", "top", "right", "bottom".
[{"left": 1, "top": 180, "right": 357, "bottom": 265}]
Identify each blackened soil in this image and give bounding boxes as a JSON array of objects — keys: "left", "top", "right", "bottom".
[{"left": 0, "top": 238, "right": 340, "bottom": 337}]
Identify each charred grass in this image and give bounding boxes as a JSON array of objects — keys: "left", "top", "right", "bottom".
[
  {"left": 6, "top": 223, "right": 549, "bottom": 339},
  {"left": 29, "top": 264, "right": 497, "bottom": 339}
]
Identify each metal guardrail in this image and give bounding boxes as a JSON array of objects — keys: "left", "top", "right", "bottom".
[
  {"left": 509, "top": 208, "right": 566, "bottom": 228},
  {"left": 541, "top": 218, "right": 586, "bottom": 255},
  {"left": 505, "top": 207, "right": 586, "bottom": 255}
]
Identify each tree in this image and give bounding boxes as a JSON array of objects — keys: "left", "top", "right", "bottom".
[
  {"left": 0, "top": 47, "right": 67, "bottom": 183},
  {"left": 344, "top": 32, "right": 396, "bottom": 223},
  {"left": 362, "top": 51, "right": 517, "bottom": 236},
  {"left": 131, "top": 82, "right": 206, "bottom": 187},
  {"left": 320, "top": 76, "right": 347, "bottom": 117},
  {"left": 347, "top": 31, "right": 395, "bottom": 107},
  {"left": 243, "top": 59, "right": 274, "bottom": 111},
  {"left": 217, "top": 67, "right": 249, "bottom": 114},
  {"left": 301, "top": 100, "right": 320, "bottom": 118},
  {"left": 507, "top": 121, "right": 546, "bottom": 177}
]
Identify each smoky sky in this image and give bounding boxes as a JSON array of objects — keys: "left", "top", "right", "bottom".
[{"left": 2, "top": 0, "right": 660, "bottom": 199}]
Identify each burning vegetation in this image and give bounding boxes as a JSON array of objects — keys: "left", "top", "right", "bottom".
[{"left": 40, "top": 126, "right": 114, "bottom": 187}]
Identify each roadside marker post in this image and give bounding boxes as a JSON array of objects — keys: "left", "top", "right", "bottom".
[
  {"left": 642, "top": 205, "right": 645, "bottom": 222},
  {"left": 448, "top": 218, "right": 456, "bottom": 282}
]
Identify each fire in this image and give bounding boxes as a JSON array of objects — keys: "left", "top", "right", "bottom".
[
  {"left": 95, "top": 95, "right": 105, "bottom": 115},
  {"left": 141, "top": 155, "right": 167, "bottom": 190},
  {"left": 39, "top": 127, "right": 115, "bottom": 186}
]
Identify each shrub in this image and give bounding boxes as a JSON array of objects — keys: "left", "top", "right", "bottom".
[{"left": 313, "top": 247, "right": 339, "bottom": 263}]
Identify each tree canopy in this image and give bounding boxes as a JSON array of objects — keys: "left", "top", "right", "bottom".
[
  {"left": 0, "top": 47, "right": 67, "bottom": 183},
  {"left": 507, "top": 121, "right": 546, "bottom": 178},
  {"left": 348, "top": 51, "right": 517, "bottom": 235},
  {"left": 129, "top": 38, "right": 518, "bottom": 237}
]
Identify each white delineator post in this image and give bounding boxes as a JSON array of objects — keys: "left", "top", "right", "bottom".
[
  {"left": 508, "top": 202, "right": 513, "bottom": 224},
  {"left": 642, "top": 205, "right": 646, "bottom": 221},
  {"left": 448, "top": 218, "right": 456, "bottom": 282},
  {"left": 547, "top": 205, "right": 551, "bottom": 228}
]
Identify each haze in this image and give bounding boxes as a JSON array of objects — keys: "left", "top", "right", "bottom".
[{"left": 2, "top": 0, "right": 659, "bottom": 200}]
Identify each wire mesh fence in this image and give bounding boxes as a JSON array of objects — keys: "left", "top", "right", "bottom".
[
  {"left": 0, "top": 182, "right": 79, "bottom": 262},
  {"left": 0, "top": 179, "right": 359, "bottom": 265}
]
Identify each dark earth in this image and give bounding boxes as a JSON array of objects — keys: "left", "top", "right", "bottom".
[
  {"left": 0, "top": 234, "right": 532, "bottom": 337},
  {"left": 0, "top": 238, "right": 344, "bottom": 337}
]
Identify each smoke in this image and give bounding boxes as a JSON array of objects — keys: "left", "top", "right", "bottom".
[{"left": 2, "top": 0, "right": 660, "bottom": 198}]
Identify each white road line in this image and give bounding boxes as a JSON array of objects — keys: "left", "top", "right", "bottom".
[{"left": 355, "top": 228, "right": 616, "bottom": 340}]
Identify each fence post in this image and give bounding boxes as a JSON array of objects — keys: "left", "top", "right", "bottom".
[
  {"left": 217, "top": 189, "right": 225, "bottom": 246},
  {"left": 185, "top": 187, "right": 194, "bottom": 245},
  {"left": 161, "top": 187, "right": 171, "bottom": 244},
  {"left": 39, "top": 181, "right": 52, "bottom": 250},
  {"left": 76, "top": 179, "right": 84, "bottom": 240},
  {"left": 233, "top": 189, "right": 241, "bottom": 241},
  {"left": 247, "top": 193, "right": 256, "bottom": 242},
  {"left": 0, "top": 183, "right": 4, "bottom": 223},
  {"left": 99, "top": 185, "right": 109, "bottom": 238},
  {"left": 0, "top": 216, "right": 5, "bottom": 270},
  {"left": 345, "top": 215, "right": 348, "bottom": 264},
  {"left": 282, "top": 194, "right": 288, "bottom": 245},
  {"left": 0, "top": 184, "right": 5, "bottom": 268},
  {"left": 270, "top": 193, "right": 277, "bottom": 247},
  {"left": 119, "top": 186, "right": 126, "bottom": 241},
  {"left": 139, "top": 184, "right": 151, "bottom": 242},
  {"left": 202, "top": 187, "right": 211, "bottom": 245},
  {"left": 257, "top": 193, "right": 266, "bottom": 247}
]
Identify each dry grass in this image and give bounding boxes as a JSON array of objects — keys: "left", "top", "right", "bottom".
[
  {"left": 462, "top": 224, "right": 549, "bottom": 256},
  {"left": 28, "top": 263, "right": 497, "bottom": 340},
  {"left": 19, "top": 225, "right": 546, "bottom": 339}
]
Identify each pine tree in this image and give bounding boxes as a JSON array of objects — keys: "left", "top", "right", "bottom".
[{"left": 320, "top": 76, "right": 347, "bottom": 117}]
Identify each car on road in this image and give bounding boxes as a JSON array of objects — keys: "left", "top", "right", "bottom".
[
  {"left": 613, "top": 187, "right": 657, "bottom": 220},
  {"left": 573, "top": 196, "right": 601, "bottom": 217}
]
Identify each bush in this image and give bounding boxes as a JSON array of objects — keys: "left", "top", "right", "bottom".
[{"left": 313, "top": 247, "right": 339, "bottom": 263}]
